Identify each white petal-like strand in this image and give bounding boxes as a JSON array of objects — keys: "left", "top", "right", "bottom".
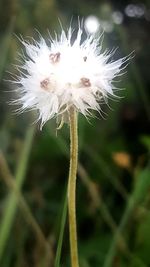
[{"left": 11, "top": 24, "right": 129, "bottom": 128}]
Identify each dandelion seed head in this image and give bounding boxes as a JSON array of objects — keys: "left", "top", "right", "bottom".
[{"left": 11, "top": 24, "right": 129, "bottom": 128}]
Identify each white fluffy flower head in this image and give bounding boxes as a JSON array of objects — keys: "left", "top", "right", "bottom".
[{"left": 13, "top": 24, "right": 128, "bottom": 128}]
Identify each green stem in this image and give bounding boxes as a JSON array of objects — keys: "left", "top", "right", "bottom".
[{"left": 68, "top": 107, "right": 79, "bottom": 267}]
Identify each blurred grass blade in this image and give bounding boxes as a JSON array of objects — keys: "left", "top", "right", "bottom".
[
  {"left": 54, "top": 188, "right": 68, "bottom": 267},
  {"left": 0, "top": 126, "right": 35, "bottom": 262},
  {"left": 0, "top": 150, "right": 53, "bottom": 262},
  {"left": 103, "top": 166, "right": 150, "bottom": 267},
  {"left": 0, "top": 17, "right": 15, "bottom": 81},
  {"left": 85, "top": 146, "right": 128, "bottom": 199}
]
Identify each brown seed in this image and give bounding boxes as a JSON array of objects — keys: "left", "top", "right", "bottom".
[
  {"left": 81, "top": 77, "right": 91, "bottom": 87},
  {"left": 83, "top": 56, "right": 87, "bottom": 62},
  {"left": 40, "top": 78, "right": 50, "bottom": 90},
  {"left": 49, "top": 52, "right": 61, "bottom": 63}
]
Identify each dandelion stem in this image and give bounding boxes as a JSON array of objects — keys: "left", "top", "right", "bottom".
[{"left": 68, "top": 107, "right": 79, "bottom": 267}]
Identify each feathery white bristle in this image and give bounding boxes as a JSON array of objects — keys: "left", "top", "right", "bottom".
[{"left": 11, "top": 24, "right": 129, "bottom": 128}]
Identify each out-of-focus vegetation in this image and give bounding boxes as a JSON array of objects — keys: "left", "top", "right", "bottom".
[{"left": 0, "top": 0, "right": 150, "bottom": 266}]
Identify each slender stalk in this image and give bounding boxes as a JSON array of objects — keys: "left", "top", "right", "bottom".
[{"left": 68, "top": 107, "right": 79, "bottom": 267}]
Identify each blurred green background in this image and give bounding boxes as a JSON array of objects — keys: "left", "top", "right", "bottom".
[{"left": 0, "top": 0, "right": 150, "bottom": 266}]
